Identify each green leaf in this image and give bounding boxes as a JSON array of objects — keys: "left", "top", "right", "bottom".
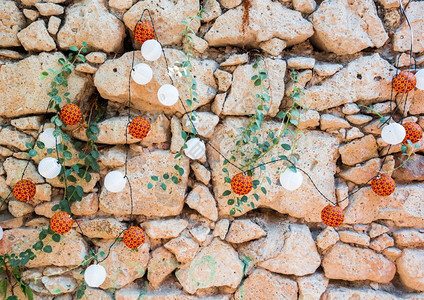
[
  {"left": 250, "top": 202, "right": 255, "bottom": 209},
  {"left": 33, "top": 241, "right": 43, "bottom": 250},
  {"left": 253, "top": 193, "right": 259, "bottom": 201},
  {"left": 229, "top": 208, "right": 236, "bottom": 216},
  {"left": 67, "top": 175, "right": 77, "bottom": 183},
  {"left": 69, "top": 45, "right": 79, "bottom": 52},
  {"left": 29, "top": 149, "right": 37, "bottom": 157},
  {"left": 160, "top": 183, "right": 167, "bottom": 191},
  {"left": 163, "top": 173, "right": 170, "bottom": 180},
  {"left": 85, "top": 173, "right": 92, "bottom": 182},
  {"left": 76, "top": 282, "right": 86, "bottom": 299},
  {"left": 51, "top": 204, "right": 60, "bottom": 211},
  {"left": 39, "top": 231, "right": 47, "bottom": 240},
  {"left": 241, "top": 196, "right": 248, "bottom": 202},
  {"left": 52, "top": 234, "right": 61, "bottom": 242},
  {"left": 76, "top": 186, "right": 84, "bottom": 197},
  {"left": 227, "top": 199, "right": 235, "bottom": 205},
  {"left": 222, "top": 190, "right": 231, "bottom": 196},
  {"left": 254, "top": 79, "right": 261, "bottom": 86},
  {"left": 25, "top": 142, "right": 33, "bottom": 149},
  {"left": 151, "top": 176, "right": 159, "bottom": 181},
  {"left": 281, "top": 144, "right": 291, "bottom": 150},
  {"left": 261, "top": 187, "right": 267, "bottom": 195},
  {"left": 36, "top": 141, "right": 45, "bottom": 149},
  {"left": 43, "top": 245, "right": 52, "bottom": 253},
  {"left": 147, "top": 183, "right": 153, "bottom": 189},
  {"left": 171, "top": 176, "right": 179, "bottom": 184}
]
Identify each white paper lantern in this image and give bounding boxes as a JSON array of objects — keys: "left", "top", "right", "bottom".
[
  {"left": 141, "top": 39, "right": 162, "bottom": 61},
  {"left": 416, "top": 69, "right": 424, "bottom": 90},
  {"left": 279, "top": 168, "right": 303, "bottom": 191},
  {"left": 184, "top": 138, "right": 205, "bottom": 160},
  {"left": 84, "top": 264, "right": 106, "bottom": 288},
  {"left": 104, "top": 171, "right": 126, "bottom": 193},
  {"left": 157, "top": 84, "right": 179, "bottom": 106},
  {"left": 38, "top": 157, "right": 61, "bottom": 179},
  {"left": 381, "top": 123, "right": 406, "bottom": 145},
  {"left": 131, "top": 63, "right": 153, "bottom": 85},
  {"left": 39, "top": 128, "right": 61, "bottom": 149},
  {"left": 0, "top": 226, "right": 3, "bottom": 241}
]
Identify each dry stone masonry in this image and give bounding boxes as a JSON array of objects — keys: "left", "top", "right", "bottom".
[{"left": 0, "top": 0, "right": 424, "bottom": 299}]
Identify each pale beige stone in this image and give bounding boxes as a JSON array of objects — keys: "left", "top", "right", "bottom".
[
  {"left": 147, "top": 247, "right": 178, "bottom": 289},
  {"left": 219, "top": 0, "right": 241, "bottom": 9},
  {"left": 205, "top": 0, "right": 313, "bottom": 48},
  {"left": 75, "top": 63, "right": 97, "bottom": 74},
  {"left": 314, "top": 62, "right": 343, "bottom": 77},
  {"left": 339, "top": 230, "right": 370, "bottom": 246},
  {"left": 170, "top": 116, "right": 184, "bottom": 153},
  {"left": 186, "top": 33, "right": 209, "bottom": 54},
  {"left": 259, "top": 38, "right": 287, "bottom": 56},
  {"left": 213, "top": 219, "right": 230, "bottom": 240},
  {"left": 383, "top": 247, "right": 402, "bottom": 261},
  {"left": 322, "top": 286, "right": 405, "bottom": 300},
  {"left": 393, "top": 2, "right": 424, "bottom": 53},
  {"left": 369, "top": 223, "right": 390, "bottom": 239},
  {"left": 47, "top": 172, "right": 99, "bottom": 193},
  {"left": 11, "top": 116, "right": 42, "bottom": 130},
  {"left": 220, "top": 53, "right": 248, "bottom": 67},
  {"left": 8, "top": 200, "right": 34, "bottom": 217},
  {"left": 34, "top": 201, "right": 56, "bottom": 218},
  {"left": 214, "top": 69, "right": 232, "bottom": 92},
  {"left": 234, "top": 268, "right": 298, "bottom": 300},
  {"left": 99, "top": 146, "right": 125, "bottom": 168},
  {"left": 0, "top": 0, "right": 26, "bottom": 47},
  {"left": 83, "top": 288, "right": 113, "bottom": 300},
  {"left": 0, "top": 127, "right": 34, "bottom": 151},
  {"left": 302, "top": 54, "right": 395, "bottom": 111},
  {"left": 342, "top": 103, "right": 360, "bottom": 115},
  {"left": 185, "top": 183, "right": 218, "bottom": 222},
  {"left": 340, "top": 158, "right": 383, "bottom": 185},
  {"left": 143, "top": 219, "right": 188, "bottom": 240},
  {"left": 98, "top": 238, "right": 149, "bottom": 289},
  {"left": 393, "top": 154, "right": 424, "bottom": 183},
  {"left": 182, "top": 112, "right": 219, "bottom": 138},
  {"left": 190, "top": 226, "right": 210, "bottom": 244},
  {"left": 23, "top": 8, "right": 38, "bottom": 21},
  {"left": 285, "top": 70, "right": 312, "bottom": 97},
  {"left": 397, "top": 249, "right": 424, "bottom": 291},
  {"left": 344, "top": 184, "right": 424, "bottom": 227},
  {"left": 42, "top": 276, "right": 77, "bottom": 295},
  {"left": 339, "top": 135, "right": 378, "bottom": 166},
  {"left": 0, "top": 49, "right": 23, "bottom": 59},
  {"left": 226, "top": 219, "right": 266, "bottom": 244},
  {"left": 4, "top": 157, "right": 44, "bottom": 186},
  {"left": 70, "top": 193, "right": 98, "bottom": 216},
  {"left": 287, "top": 57, "right": 315, "bottom": 69},
  {"left": 370, "top": 234, "right": 394, "bottom": 252},
  {"left": 346, "top": 114, "right": 373, "bottom": 125},
  {"left": 293, "top": 0, "right": 316, "bottom": 14},
  {"left": 296, "top": 109, "right": 320, "bottom": 129},
  {"left": 35, "top": 2, "right": 64, "bottom": 15},
  {"left": 297, "top": 272, "right": 328, "bottom": 300},
  {"left": 322, "top": 243, "right": 396, "bottom": 283},
  {"left": 17, "top": 20, "right": 56, "bottom": 52},
  {"left": 191, "top": 162, "right": 211, "bottom": 185},
  {"left": 208, "top": 119, "right": 339, "bottom": 221},
  {"left": 345, "top": 127, "right": 364, "bottom": 141},
  {"left": 0, "top": 228, "right": 87, "bottom": 268},
  {"left": 47, "top": 16, "right": 61, "bottom": 35},
  {"left": 175, "top": 238, "right": 243, "bottom": 294},
  {"left": 95, "top": 50, "right": 218, "bottom": 114},
  {"left": 86, "top": 52, "right": 107, "bottom": 64},
  {"left": 164, "top": 234, "right": 199, "bottom": 263},
  {"left": 222, "top": 58, "right": 285, "bottom": 117},
  {"left": 310, "top": 0, "right": 388, "bottom": 55},
  {"left": 108, "top": 0, "right": 133, "bottom": 10},
  {"left": 76, "top": 218, "right": 126, "bottom": 239},
  {"left": 0, "top": 52, "right": 92, "bottom": 117},
  {"left": 393, "top": 229, "right": 424, "bottom": 248},
  {"left": 320, "top": 114, "right": 350, "bottom": 131},
  {"left": 58, "top": 0, "right": 125, "bottom": 52}
]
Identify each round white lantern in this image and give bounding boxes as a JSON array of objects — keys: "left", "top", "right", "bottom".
[
  {"left": 141, "top": 39, "right": 162, "bottom": 61},
  {"left": 38, "top": 157, "right": 61, "bottom": 179},
  {"left": 381, "top": 123, "right": 406, "bottom": 145},
  {"left": 157, "top": 84, "right": 179, "bottom": 106},
  {"left": 0, "top": 226, "right": 3, "bottom": 241},
  {"left": 279, "top": 168, "right": 303, "bottom": 191},
  {"left": 131, "top": 63, "right": 153, "bottom": 85},
  {"left": 104, "top": 171, "right": 126, "bottom": 193},
  {"left": 184, "top": 138, "right": 205, "bottom": 160},
  {"left": 416, "top": 69, "right": 424, "bottom": 90},
  {"left": 84, "top": 264, "right": 106, "bottom": 288},
  {"left": 39, "top": 128, "right": 61, "bottom": 149}
]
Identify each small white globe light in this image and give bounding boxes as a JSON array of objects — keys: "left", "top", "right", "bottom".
[
  {"left": 39, "top": 128, "right": 61, "bottom": 149},
  {"left": 381, "top": 123, "right": 406, "bottom": 145},
  {"left": 104, "top": 171, "right": 126, "bottom": 193},
  {"left": 184, "top": 138, "right": 205, "bottom": 160},
  {"left": 38, "top": 157, "right": 61, "bottom": 179},
  {"left": 0, "top": 226, "right": 3, "bottom": 241},
  {"left": 279, "top": 168, "right": 303, "bottom": 191},
  {"left": 416, "top": 69, "right": 424, "bottom": 90},
  {"left": 131, "top": 63, "right": 153, "bottom": 85},
  {"left": 157, "top": 84, "right": 179, "bottom": 106},
  {"left": 84, "top": 264, "right": 106, "bottom": 288},
  {"left": 141, "top": 39, "right": 162, "bottom": 61}
]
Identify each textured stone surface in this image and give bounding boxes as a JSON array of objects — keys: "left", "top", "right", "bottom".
[
  {"left": 339, "top": 135, "right": 378, "bottom": 166},
  {"left": 143, "top": 219, "right": 188, "bottom": 239},
  {"left": 57, "top": 0, "right": 125, "bottom": 52},
  {"left": 185, "top": 183, "right": 218, "bottom": 222},
  {"left": 339, "top": 230, "right": 370, "bottom": 246},
  {"left": 297, "top": 272, "right": 328, "bottom": 300},
  {"left": 393, "top": 229, "right": 424, "bottom": 248},
  {"left": 317, "top": 227, "right": 339, "bottom": 251},
  {"left": 393, "top": 2, "right": 424, "bottom": 53},
  {"left": 322, "top": 243, "right": 396, "bottom": 283},
  {"left": 17, "top": 20, "right": 56, "bottom": 52},
  {"left": 0, "top": 52, "right": 91, "bottom": 117},
  {"left": 76, "top": 218, "right": 126, "bottom": 239},
  {"left": 397, "top": 249, "right": 424, "bottom": 291},
  {"left": 147, "top": 247, "right": 178, "bottom": 289},
  {"left": 0, "top": 0, "right": 26, "bottom": 47},
  {"left": 225, "top": 219, "right": 266, "bottom": 244},
  {"left": 165, "top": 233, "right": 199, "bottom": 263}
]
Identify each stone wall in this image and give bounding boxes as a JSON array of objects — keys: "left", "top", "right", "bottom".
[{"left": 1, "top": 0, "right": 424, "bottom": 299}]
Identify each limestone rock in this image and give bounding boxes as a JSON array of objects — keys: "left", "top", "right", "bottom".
[
  {"left": 322, "top": 242, "right": 396, "bottom": 283},
  {"left": 302, "top": 54, "right": 395, "bottom": 111},
  {"left": 393, "top": 154, "right": 424, "bottom": 183},
  {"left": 218, "top": 58, "right": 285, "bottom": 117},
  {"left": 257, "top": 223, "right": 321, "bottom": 276},
  {"left": 393, "top": 229, "right": 424, "bottom": 248},
  {"left": 345, "top": 114, "right": 373, "bottom": 126},
  {"left": 393, "top": 2, "right": 424, "bottom": 53},
  {"left": 58, "top": 0, "right": 125, "bottom": 52},
  {"left": 42, "top": 275, "right": 77, "bottom": 295},
  {"left": 23, "top": 9, "right": 38, "bottom": 21},
  {"left": 164, "top": 234, "right": 199, "bottom": 263},
  {"left": 190, "top": 162, "right": 211, "bottom": 185},
  {"left": 259, "top": 38, "right": 287, "bottom": 56},
  {"left": 369, "top": 223, "right": 390, "bottom": 239},
  {"left": 123, "top": 0, "right": 199, "bottom": 46},
  {"left": 175, "top": 238, "right": 243, "bottom": 294},
  {"left": 0, "top": 0, "right": 26, "bottom": 47},
  {"left": 205, "top": 0, "right": 313, "bottom": 48},
  {"left": 70, "top": 193, "right": 98, "bottom": 216},
  {"left": 322, "top": 286, "right": 406, "bottom": 300},
  {"left": 4, "top": 157, "right": 44, "bottom": 186},
  {"left": 0, "top": 49, "right": 24, "bottom": 60},
  {"left": 83, "top": 288, "right": 113, "bottom": 300},
  {"left": 99, "top": 146, "right": 125, "bottom": 168},
  {"left": 339, "top": 135, "right": 378, "bottom": 166},
  {"left": 310, "top": 0, "right": 388, "bottom": 55},
  {"left": 35, "top": 2, "right": 64, "bottom": 15},
  {"left": 234, "top": 268, "right": 298, "bottom": 300},
  {"left": 8, "top": 200, "right": 34, "bottom": 217},
  {"left": 0, "top": 228, "right": 87, "bottom": 268},
  {"left": 11, "top": 116, "right": 42, "bottom": 131},
  {"left": 95, "top": 50, "right": 218, "bottom": 114},
  {"left": 297, "top": 110, "right": 320, "bottom": 129},
  {"left": 48, "top": 16, "right": 61, "bottom": 35},
  {"left": 320, "top": 114, "right": 350, "bottom": 131},
  {"left": 220, "top": 53, "right": 248, "bottom": 67},
  {"left": 219, "top": 0, "right": 241, "bottom": 9},
  {"left": 86, "top": 52, "right": 107, "bottom": 64},
  {"left": 208, "top": 119, "right": 339, "bottom": 221},
  {"left": 47, "top": 172, "right": 99, "bottom": 193},
  {"left": 339, "top": 230, "right": 370, "bottom": 246},
  {"left": 98, "top": 238, "right": 149, "bottom": 289},
  {"left": 287, "top": 57, "right": 315, "bottom": 69},
  {"left": 293, "top": 0, "right": 316, "bottom": 14},
  {"left": 190, "top": 226, "right": 210, "bottom": 244},
  {"left": 213, "top": 219, "right": 230, "bottom": 240},
  {"left": 214, "top": 69, "right": 232, "bottom": 92},
  {"left": 342, "top": 103, "right": 360, "bottom": 115},
  {"left": 17, "top": 20, "right": 56, "bottom": 52},
  {"left": 99, "top": 151, "right": 189, "bottom": 217},
  {"left": 147, "top": 247, "right": 178, "bottom": 289},
  {"left": 339, "top": 157, "right": 385, "bottom": 184},
  {"left": 143, "top": 219, "right": 188, "bottom": 240},
  {"left": 344, "top": 184, "right": 424, "bottom": 227},
  {"left": 383, "top": 247, "right": 403, "bottom": 262},
  {"left": 316, "top": 227, "right": 339, "bottom": 251},
  {"left": 185, "top": 183, "right": 218, "bottom": 222},
  {"left": 297, "top": 272, "right": 328, "bottom": 300},
  {"left": 182, "top": 112, "right": 219, "bottom": 138},
  {"left": 345, "top": 127, "right": 365, "bottom": 141},
  {"left": 0, "top": 52, "right": 91, "bottom": 118},
  {"left": 225, "top": 219, "right": 266, "bottom": 243},
  {"left": 397, "top": 249, "right": 424, "bottom": 291},
  {"left": 76, "top": 218, "right": 126, "bottom": 239},
  {"left": 186, "top": 33, "right": 209, "bottom": 54},
  {"left": 370, "top": 234, "right": 394, "bottom": 252},
  {"left": 75, "top": 63, "right": 97, "bottom": 74},
  {"left": 34, "top": 201, "right": 56, "bottom": 218},
  {"left": 0, "top": 127, "right": 34, "bottom": 151},
  {"left": 108, "top": 0, "right": 133, "bottom": 10}
]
